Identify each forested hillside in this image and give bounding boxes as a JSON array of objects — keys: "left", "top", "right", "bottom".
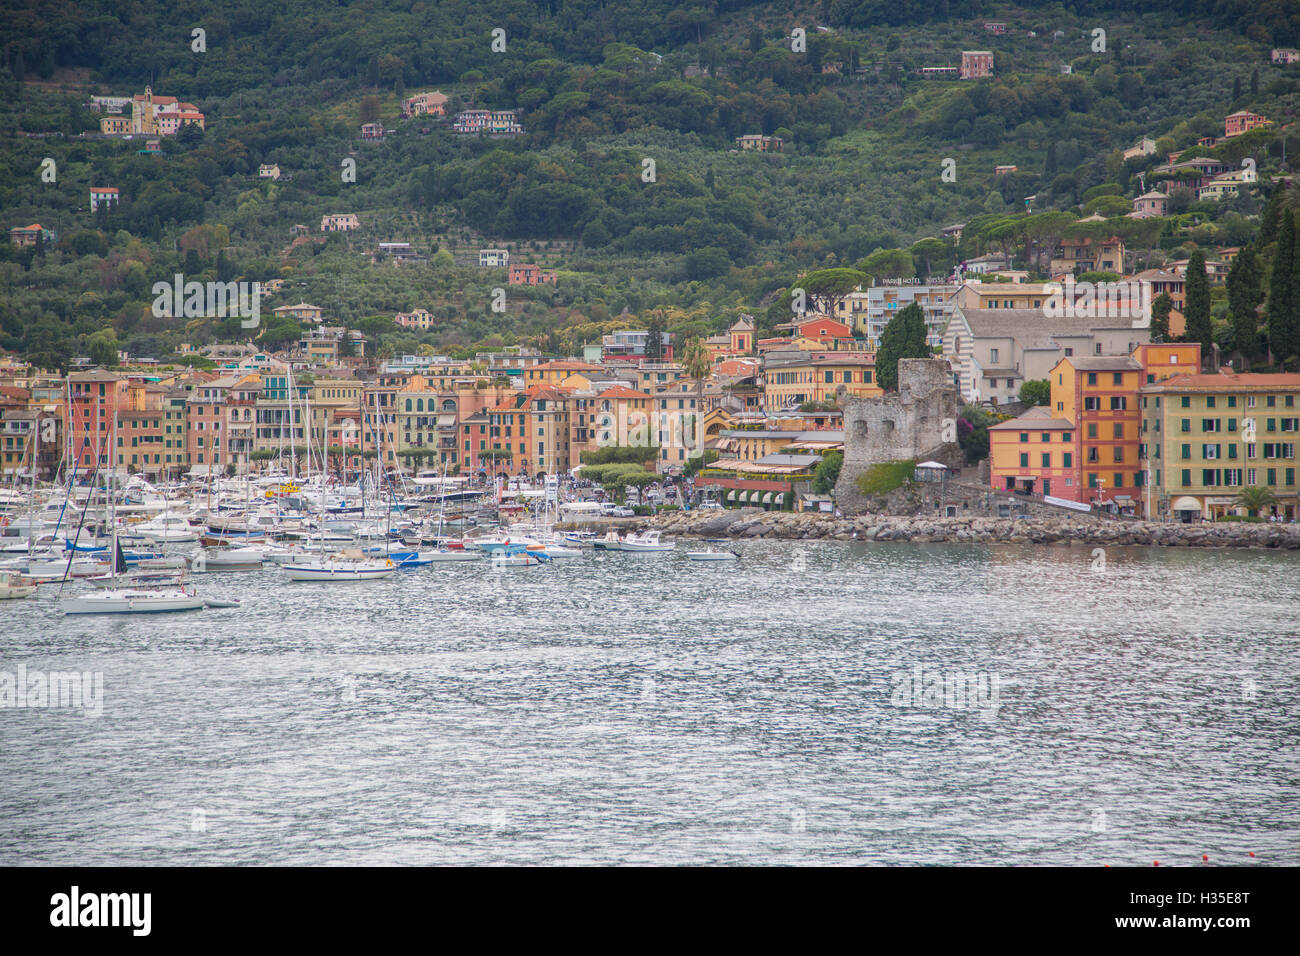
[{"left": 3, "top": 0, "right": 1300, "bottom": 369}]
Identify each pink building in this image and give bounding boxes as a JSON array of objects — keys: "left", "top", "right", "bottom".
[
  {"left": 508, "top": 263, "right": 557, "bottom": 286},
  {"left": 960, "top": 51, "right": 994, "bottom": 80},
  {"left": 1224, "top": 111, "right": 1269, "bottom": 137}
]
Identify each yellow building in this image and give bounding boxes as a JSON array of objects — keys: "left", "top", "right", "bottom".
[
  {"left": 762, "top": 354, "right": 880, "bottom": 412},
  {"left": 1141, "top": 371, "right": 1300, "bottom": 520}
]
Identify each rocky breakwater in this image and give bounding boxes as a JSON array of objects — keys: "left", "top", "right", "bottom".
[{"left": 644, "top": 508, "right": 1300, "bottom": 550}]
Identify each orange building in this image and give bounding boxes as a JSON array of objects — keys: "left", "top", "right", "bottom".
[
  {"left": 68, "top": 371, "right": 128, "bottom": 470},
  {"left": 988, "top": 407, "right": 1077, "bottom": 500},
  {"left": 116, "top": 382, "right": 168, "bottom": 477}
]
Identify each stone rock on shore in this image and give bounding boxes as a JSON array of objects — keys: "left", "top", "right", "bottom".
[{"left": 632, "top": 509, "right": 1300, "bottom": 551}]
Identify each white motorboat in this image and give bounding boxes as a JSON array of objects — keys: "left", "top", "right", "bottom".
[
  {"left": 620, "top": 530, "right": 674, "bottom": 553},
  {"left": 422, "top": 548, "right": 482, "bottom": 562},
  {"left": 489, "top": 545, "right": 551, "bottom": 567},
  {"left": 686, "top": 549, "right": 738, "bottom": 561},
  {"left": 525, "top": 542, "right": 583, "bottom": 559},
  {"left": 0, "top": 571, "right": 37, "bottom": 599},
  {"left": 192, "top": 547, "right": 267, "bottom": 571},
  {"left": 136, "top": 513, "right": 199, "bottom": 543},
  {"left": 62, "top": 586, "right": 205, "bottom": 614},
  {"left": 592, "top": 531, "right": 626, "bottom": 551},
  {"left": 25, "top": 556, "right": 107, "bottom": 580}
]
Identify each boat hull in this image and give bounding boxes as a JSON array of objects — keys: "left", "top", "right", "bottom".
[{"left": 62, "top": 589, "right": 205, "bottom": 614}]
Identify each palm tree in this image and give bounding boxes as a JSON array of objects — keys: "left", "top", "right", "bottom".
[
  {"left": 680, "top": 337, "right": 713, "bottom": 457},
  {"left": 1233, "top": 485, "right": 1277, "bottom": 517}
]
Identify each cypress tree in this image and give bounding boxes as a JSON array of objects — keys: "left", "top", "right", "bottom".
[
  {"left": 875, "top": 303, "right": 929, "bottom": 391},
  {"left": 1258, "top": 187, "right": 1285, "bottom": 248},
  {"left": 1226, "top": 244, "right": 1262, "bottom": 359},
  {"left": 1182, "top": 249, "right": 1212, "bottom": 359},
  {"left": 1150, "top": 292, "right": 1173, "bottom": 341},
  {"left": 1267, "top": 211, "right": 1297, "bottom": 366}
]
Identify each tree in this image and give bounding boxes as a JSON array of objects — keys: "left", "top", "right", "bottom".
[
  {"left": 811, "top": 450, "right": 843, "bottom": 494},
  {"left": 875, "top": 303, "right": 929, "bottom": 391},
  {"left": 1183, "top": 249, "right": 1212, "bottom": 358},
  {"left": 1233, "top": 485, "right": 1277, "bottom": 517},
  {"left": 1268, "top": 211, "right": 1298, "bottom": 367},
  {"left": 1258, "top": 187, "right": 1286, "bottom": 248},
  {"left": 1018, "top": 379, "right": 1050, "bottom": 406},
  {"left": 797, "top": 267, "right": 866, "bottom": 315},
  {"left": 645, "top": 316, "right": 664, "bottom": 362},
  {"left": 87, "top": 331, "right": 119, "bottom": 367},
  {"left": 1226, "top": 244, "right": 1263, "bottom": 358},
  {"left": 1151, "top": 292, "right": 1173, "bottom": 341},
  {"left": 679, "top": 337, "right": 712, "bottom": 454}
]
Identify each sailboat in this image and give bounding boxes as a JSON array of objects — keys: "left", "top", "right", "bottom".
[{"left": 61, "top": 399, "right": 205, "bottom": 614}]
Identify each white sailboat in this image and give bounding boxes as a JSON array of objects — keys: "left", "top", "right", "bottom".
[{"left": 61, "top": 402, "right": 205, "bottom": 615}]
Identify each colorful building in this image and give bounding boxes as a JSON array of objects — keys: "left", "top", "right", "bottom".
[{"left": 1141, "top": 371, "right": 1300, "bottom": 521}]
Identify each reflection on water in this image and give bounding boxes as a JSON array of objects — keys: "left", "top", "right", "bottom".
[{"left": 1, "top": 540, "right": 1296, "bottom": 865}]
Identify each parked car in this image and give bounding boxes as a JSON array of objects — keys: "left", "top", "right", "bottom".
[{"left": 699, "top": 500, "right": 723, "bottom": 510}]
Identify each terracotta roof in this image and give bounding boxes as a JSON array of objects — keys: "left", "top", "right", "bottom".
[
  {"left": 1143, "top": 372, "right": 1300, "bottom": 392},
  {"left": 596, "top": 385, "right": 651, "bottom": 399}
]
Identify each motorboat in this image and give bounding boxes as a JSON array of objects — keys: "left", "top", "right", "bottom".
[
  {"left": 686, "top": 548, "right": 738, "bottom": 561},
  {"left": 136, "top": 513, "right": 199, "bottom": 543},
  {"left": 592, "top": 531, "right": 626, "bottom": 551},
  {"left": 0, "top": 571, "right": 37, "bottom": 599},
  {"left": 525, "top": 542, "right": 583, "bottom": 559},
  {"left": 489, "top": 545, "right": 551, "bottom": 567},
  {"left": 192, "top": 547, "right": 268, "bottom": 571},
  {"left": 421, "top": 548, "right": 483, "bottom": 562},
  {"left": 620, "top": 530, "right": 674, "bottom": 553}
]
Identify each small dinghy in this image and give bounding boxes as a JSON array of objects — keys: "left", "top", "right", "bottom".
[
  {"left": 203, "top": 597, "right": 241, "bottom": 608},
  {"left": 686, "top": 549, "right": 738, "bottom": 561}
]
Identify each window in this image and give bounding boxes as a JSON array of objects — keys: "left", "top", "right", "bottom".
[
  {"left": 1041, "top": 432, "right": 1051, "bottom": 442},
  {"left": 1088, "top": 424, "right": 1098, "bottom": 438},
  {"left": 1112, "top": 373, "right": 1123, "bottom": 386},
  {"left": 990, "top": 348, "right": 999, "bottom": 363},
  {"left": 1203, "top": 419, "right": 1220, "bottom": 433},
  {"left": 1202, "top": 469, "right": 1220, "bottom": 487},
  {"left": 1203, "top": 444, "right": 1219, "bottom": 460},
  {"left": 1088, "top": 473, "right": 1098, "bottom": 488},
  {"left": 1267, "top": 395, "right": 1276, "bottom": 407},
  {"left": 1084, "top": 397, "right": 1100, "bottom": 411},
  {"left": 1019, "top": 432, "right": 1029, "bottom": 443},
  {"left": 1181, "top": 419, "right": 1191, "bottom": 433},
  {"left": 1113, "top": 423, "right": 1123, "bottom": 439},
  {"left": 1227, "top": 396, "right": 1237, "bottom": 408},
  {"left": 1087, "top": 372, "right": 1098, "bottom": 386},
  {"left": 1206, "top": 396, "right": 1216, "bottom": 409},
  {"left": 1063, "top": 432, "right": 1072, "bottom": 443},
  {"left": 1064, "top": 348, "right": 1073, "bottom": 357},
  {"left": 1110, "top": 397, "right": 1127, "bottom": 410},
  {"left": 1181, "top": 396, "right": 1191, "bottom": 408},
  {"left": 1113, "top": 473, "right": 1124, "bottom": 489},
  {"left": 1063, "top": 452, "right": 1072, "bottom": 468},
  {"left": 1112, "top": 447, "right": 1124, "bottom": 463},
  {"left": 1181, "top": 443, "right": 1191, "bottom": 460},
  {"left": 1041, "top": 453, "right": 1051, "bottom": 467},
  {"left": 1087, "top": 447, "right": 1099, "bottom": 462}
]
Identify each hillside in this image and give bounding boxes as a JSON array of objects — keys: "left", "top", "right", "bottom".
[{"left": 2, "top": 0, "right": 1300, "bottom": 368}]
